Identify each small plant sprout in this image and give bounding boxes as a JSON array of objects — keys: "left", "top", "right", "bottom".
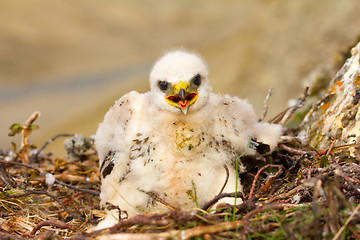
[
  {"left": 191, "top": 180, "right": 199, "bottom": 209},
  {"left": 8, "top": 111, "right": 40, "bottom": 163},
  {"left": 232, "top": 140, "right": 250, "bottom": 222}
]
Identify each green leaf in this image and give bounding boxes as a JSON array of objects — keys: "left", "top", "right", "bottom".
[
  {"left": 191, "top": 181, "right": 199, "bottom": 209},
  {"left": 10, "top": 123, "right": 22, "bottom": 130},
  {"left": 320, "top": 155, "right": 329, "bottom": 168},
  {"left": 29, "top": 124, "right": 40, "bottom": 130},
  {"left": 8, "top": 123, "right": 23, "bottom": 136}
]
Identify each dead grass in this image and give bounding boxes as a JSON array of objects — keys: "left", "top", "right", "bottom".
[{"left": 0, "top": 127, "right": 359, "bottom": 239}]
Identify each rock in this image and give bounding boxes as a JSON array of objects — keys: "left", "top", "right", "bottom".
[{"left": 299, "top": 41, "right": 360, "bottom": 154}]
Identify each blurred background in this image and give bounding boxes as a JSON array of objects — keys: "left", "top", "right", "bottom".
[{"left": 1, "top": 0, "right": 360, "bottom": 155}]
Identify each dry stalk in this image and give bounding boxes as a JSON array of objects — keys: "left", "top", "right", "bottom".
[
  {"left": 259, "top": 87, "right": 273, "bottom": 122},
  {"left": 31, "top": 220, "right": 77, "bottom": 235},
  {"left": 31, "top": 133, "right": 75, "bottom": 162},
  {"left": 264, "top": 185, "right": 304, "bottom": 203},
  {"left": 98, "top": 219, "right": 244, "bottom": 240},
  {"left": 249, "top": 164, "right": 284, "bottom": 199}
]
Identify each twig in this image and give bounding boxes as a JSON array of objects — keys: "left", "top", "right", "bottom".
[
  {"left": 31, "top": 133, "right": 74, "bottom": 162},
  {"left": 278, "top": 144, "right": 307, "bottom": 155},
  {"left": 174, "top": 219, "right": 243, "bottom": 240},
  {"left": 259, "top": 88, "right": 273, "bottom": 122},
  {"left": 327, "top": 142, "right": 360, "bottom": 155},
  {"left": 31, "top": 220, "right": 77, "bottom": 234},
  {"left": 264, "top": 185, "right": 303, "bottom": 203},
  {"left": 332, "top": 201, "right": 360, "bottom": 239},
  {"left": 218, "top": 165, "right": 230, "bottom": 195},
  {"left": 99, "top": 210, "right": 221, "bottom": 235},
  {"left": 249, "top": 164, "right": 284, "bottom": 199},
  {"left": 108, "top": 213, "right": 172, "bottom": 232},
  {"left": 201, "top": 191, "right": 245, "bottom": 211},
  {"left": 55, "top": 179, "right": 99, "bottom": 196},
  {"left": 278, "top": 136, "right": 302, "bottom": 146},
  {"left": 100, "top": 219, "right": 244, "bottom": 240},
  {"left": 280, "top": 86, "right": 309, "bottom": 125}
]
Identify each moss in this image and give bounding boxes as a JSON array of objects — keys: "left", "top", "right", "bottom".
[
  {"left": 353, "top": 73, "right": 360, "bottom": 85},
  {"left": 286, "top": 105, "right": 312, "bottom": 128},
  {"left": 309, "top": 128, "right": 324, "bottom": 149}
]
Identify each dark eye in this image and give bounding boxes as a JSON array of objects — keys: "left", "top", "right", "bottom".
[
  {"left": 158, "top": 81, "right": 169, "bottom": 91},
  {"left": 192, "top": 74, "right": 202, "bottom": 86}
]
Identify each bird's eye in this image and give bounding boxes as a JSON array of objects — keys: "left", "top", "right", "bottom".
[
  {"left": 158, "top": 81, "right": 169, "bottom": 91},
  {"left": 192, "top": 74, "right": 202, "bottom": 87}
]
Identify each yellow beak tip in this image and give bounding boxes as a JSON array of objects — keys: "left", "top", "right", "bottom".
[{"left": 165, "top": 82, "right": 198, "bottom": 114}]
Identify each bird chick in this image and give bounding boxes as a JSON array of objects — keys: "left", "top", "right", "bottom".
[{"left": 95, "top": 50, "right": 283, "bottom": 229}]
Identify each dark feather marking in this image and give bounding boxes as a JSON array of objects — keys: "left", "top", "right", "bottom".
[
  {"left": 144, "top": 158, "right": 154, "bottom": 166},
  {"left": 132, "top": 136, "right": 150, "bottom": 145},
  {"left": 119, "top": 164, "right": 131, "bottom": 183},
  {"left": 132, "top": 139, "right": 141, "bottom": 144},
  {"left": 100, "top": 150, "right": 115, "bottom": 173},
  {"left": 102, "top": 161, "right": 114, "bottom": 178}
]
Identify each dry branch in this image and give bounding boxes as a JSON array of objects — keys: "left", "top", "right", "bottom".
[
  {"left": 31, "top": 220, "right": 77, "bottom": 235},
  {"left": 31, "top": 133, "right": 74, "bottom": 162},
  {"left": 98, "top": 219, "right": 244, "bottom": 240},
  {"left": 201, "top": 191, "right": 245, "bottom": 211},
  {"left": 259, "top": 87, "right": 273, "bottom": 122},
  {"left": 249, "top": 164, "right": 284, "bottom": 199}
]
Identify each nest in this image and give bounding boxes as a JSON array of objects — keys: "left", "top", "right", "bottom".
[{"left": 1, "top": 129, "right": 360, "bottom": 240}]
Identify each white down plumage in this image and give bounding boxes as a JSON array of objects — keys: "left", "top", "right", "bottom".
[{"left": 95, "top": 50, "right": 283, "bottom": 229}]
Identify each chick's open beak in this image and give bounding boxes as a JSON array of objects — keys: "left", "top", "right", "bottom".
[{"left": 165, "top": 81, "right": 198, "bottom": 114}]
